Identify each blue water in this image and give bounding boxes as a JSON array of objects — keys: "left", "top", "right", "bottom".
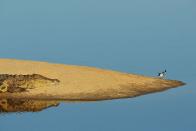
[{"left": 0, "top": 0, "right": 195, "bottom": 130}]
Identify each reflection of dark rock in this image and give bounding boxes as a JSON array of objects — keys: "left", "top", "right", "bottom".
[
  {"left": 0, "top": 99, "right": 60, "bottom": 113},
  {"left": 0, "top": 74, "right": 60, "bottom": 93}
]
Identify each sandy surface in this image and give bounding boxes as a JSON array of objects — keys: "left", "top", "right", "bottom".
[{"left": 0, "top": 59, "right": 185, "bottom": 101}]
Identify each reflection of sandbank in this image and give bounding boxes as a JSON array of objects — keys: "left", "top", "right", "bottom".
[
  {"left": 0, "top": 59, "right": 185, "bottom": 101},
  {"left": 0, "top": 99, "right": 59, "bottom": 113}
]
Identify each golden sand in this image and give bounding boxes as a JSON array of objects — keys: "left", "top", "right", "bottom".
[{"left": 0, "top": 59, "right": 185, "bottom": 101}]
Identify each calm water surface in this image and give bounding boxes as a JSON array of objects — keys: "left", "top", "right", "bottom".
[{"left": 0, "top": 0, "right": 195, "bottom": 131}]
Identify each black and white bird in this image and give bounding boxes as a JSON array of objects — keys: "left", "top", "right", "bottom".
[{"left": 158, "top": 70, "right": 166, "bottom": 78}]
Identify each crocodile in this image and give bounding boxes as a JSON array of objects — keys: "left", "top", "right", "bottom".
[{"left": 0, "top": 74, "right": 60, "bottom": 93}]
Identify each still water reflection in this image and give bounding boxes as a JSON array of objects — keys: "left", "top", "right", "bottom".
[{"left": 0, "top": 99, "right": 60, "bottom": 113}]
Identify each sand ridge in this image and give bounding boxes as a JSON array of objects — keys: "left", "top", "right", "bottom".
[{"left": 0, "top": 59, "right": 185, "bottom": 101}]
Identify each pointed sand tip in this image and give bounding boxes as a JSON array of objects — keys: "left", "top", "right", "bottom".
[
  {"left": 177, "top": 80, "right": 186, "bottom": 86},
  {"left": 169, "top": 79, "right": 186, "bottom": 87}
]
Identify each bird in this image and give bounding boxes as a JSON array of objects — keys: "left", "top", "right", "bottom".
[{"left": 158, "top": 70, "right": 166, "bottom": 78}]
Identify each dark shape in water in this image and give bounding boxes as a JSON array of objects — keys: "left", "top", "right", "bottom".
[
  {"left": 0, "top": 74, "right": 60, "bottom": 93},
  {"left": 0, "top": 99, "right": 60, "bottom": 113}
]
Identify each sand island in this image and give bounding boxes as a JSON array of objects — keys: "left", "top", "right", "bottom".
[{"left": 0, "top": 59, "right": 185, "bottom": 101}]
